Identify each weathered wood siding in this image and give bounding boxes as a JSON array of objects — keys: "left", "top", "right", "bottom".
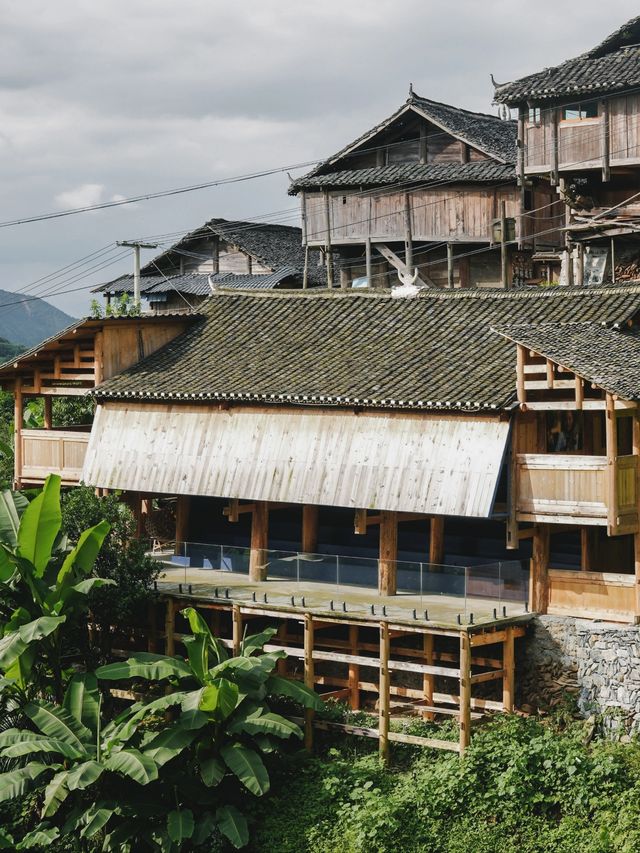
[
  {"left": 525, "top": 94, "right": 640, "bottom": 173},
  {"left": 547, "top": 569, "right": 636, "bottom": 622},
  {"left": 83, "top": 403, "right": 510, "bottom": 517},
  {"left": 101, "top": 322, "right": 189, "bottom": 381}
]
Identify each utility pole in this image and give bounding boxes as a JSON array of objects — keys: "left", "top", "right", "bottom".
[{"left": 116, "top": 241, "right": 158, "bottom": 309}]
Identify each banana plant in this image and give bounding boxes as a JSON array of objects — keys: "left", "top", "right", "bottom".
[
  {"left": 0, "top": 672, "right": 165, "bottom": 850},
  {"left": 0, "top": 474, "right": 112, "bottom": 701},
  {"left": 94, "top": 608, "right": 324, "bottom": 849}
]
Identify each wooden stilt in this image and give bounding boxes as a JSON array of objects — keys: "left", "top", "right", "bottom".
[
  {"left": 379, "top": 621, "right": 390, "bottom": 764},
  {"left": 13, "top": 377, "right": 22, "bottom": 489},
  {"left": 175, "top": 495, "right": 190, "bottom": 554},
  {"left": 580, "top": 528, "right": 592, "bottom": 572},
  {"left": 232, "top": 604, "right": 242, "bottom": 656},
  {"left": 531, "top": 525, "right": 550, "bottom": 613},
  {"left": 459, "top": 631, "right": 471, "bottom": 755},
  {"left": 302, "top": 505, "right": 319, "bottom": 553},
  {"left": 422, "top": 633, "right": 435, "bottom": 720},
  {"left": 348, "top": 624, "right": 360, "bottom": 710},
  {"left": 502, "top": 627, "right": 515, "bottom": 713},
  {"left": 165, "top": 601, "right": 175, "bottom": 656},
  {"left": 379, "top": 511, "right": 398, "bottom": 596},
  {"left": 43, "top": 396, "right": 52, "bottom": 430},
  {"left": 249, "top": 501, "right": 269, "bottom": 582},
  {"left": 429, "top": 517, "right": 445, "bottom": 566},
  {"left": 304, "top": 613, "right": 315, "bottom": 751}
]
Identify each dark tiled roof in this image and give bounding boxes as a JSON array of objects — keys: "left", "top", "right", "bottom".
[
  {"left": 290, "top": 161, "right": 515, "bottom": 192},
  {"left": 292, "top": 93, "right": 516, "bottom": 194},
  {"left": 93, "top": 284, "right": 640, "bottom": 412},
  {"left": 142, "top": 219, "right": 309, "bottom": 278},
  {"left": 494, "top": 16, "right": 640, "bottom": 103},
  {"left": 95, "top": 267, "right": 305, "bottom": 297},
  {"left": 495, "top": 322, "right": 640, "bottom": 401}
]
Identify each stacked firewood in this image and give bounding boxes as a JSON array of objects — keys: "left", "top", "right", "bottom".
[{"left": 615, "top": 256, "right": 640, "bottom": 281}]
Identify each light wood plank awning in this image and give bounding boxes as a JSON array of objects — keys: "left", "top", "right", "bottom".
[{"left": 83, "top": 402, "right": 511, "bottom": 517}]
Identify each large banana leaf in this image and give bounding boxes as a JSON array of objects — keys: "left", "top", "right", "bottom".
[
  {"left": 25, "top": 700, "right": 92, "bottom": 750},
  {"left": 104, "top": 749, "right": 158, "bottom": 784},
  {"left": 142, "top": 724, "right": 198, "bottom": 767},
  {"left": 240, "top": 626, "right": 278, "bottom": 657},
  {"left": 216, "top": 805, "right": 249, "bottom": 849},
  {"left": 63, "top": 673, "right": 100, "bottom": 737},
  {"left": 96, "top": 652, "right": 191, "bottom": 682},
  {"left": 266, "top": 674, "right": 325, "bottom": 710},
  {"left": 41, "top": 771, "right": 70, "bottom": 817},
  {"left": 56, "top": 520, "right": 110, "bottom": 587},
  {"left": 167, "top": 808, "right": 194, "bottom": 843},
  {"left": 66, "top": 761, "right": 103, "bottom": 791},
  {"left": 227, "top": 710, "right": 302, "bottom": 740},
  {"left": 199, "top": 678, "right": 239, "bottom": 719},
  {"left": 16, "top": 475, "right": 61, "bottom": 577},
  {"left": 0, "top": 489, "right": 28, "bottom": 548},
  {"left": 220, "top": 742, "right": 269, "bottom": 796},
  {"left": 0, "top": 616, "right": 66, "bottom": 670},
  {"left": 0, "top": 761, "right": 51, "bottom": 802},
  {"left": 0, "top": 732, "right": 84, "bottom": 760}
]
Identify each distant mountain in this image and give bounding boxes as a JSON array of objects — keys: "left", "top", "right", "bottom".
[
  {"left": 0, "top": 290, "right": 75, "bottom": 348},
  {"left": 0, "top": 337, "right": 25, "bottom": 361}
]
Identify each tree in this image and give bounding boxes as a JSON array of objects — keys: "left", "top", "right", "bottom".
[
  {"left": 0, "top": 475, "right": 112, "bottom": 702},
  {"left": 0, "top": 613, "right": 323, "bottom": 850},
  {"left": 61, "top": 487, "right": 160, "bottom": 660}
]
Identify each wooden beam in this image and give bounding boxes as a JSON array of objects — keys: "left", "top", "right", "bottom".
[
  {"left": 323, "top": 192, "right": 333, "bottom": 288},
  {"left": 13, "top": 377, "right": 22, "bottom": 489},
  {"left": 459, "top": 632, "right": 471, "bottom": 755},
  {"left": 429, "top": 516, "right": 444, "bottom": 565},
  {"left": 502, "top": 627, "right": 515, "bottom": 712},
  {"left": 506, "top": 422, "right": 518, "bottom": 550},
  {"left": 224, "top": 499, "right": 240, "bottom": 523},
  {"left": 379, "top": 621, "right": 390, "bottom": 764},
  {"left": 422, "top": 633, "right": 434, "bottom": 721},
  {"left": 447, "top": 243, "right": 454, "bottom": 288},
  {"left": 304, "top": 613, "right": 315, "bottom": 751},
  {"left": 249, "top": 501, "right": 269, "bottom": 582},
  {"left": 546, "top": 360, "right": 555, "bottom": 389},
  {"left": 349, "top": 624, "right": 360, "bottom": 710},
  {"left": 404, "top": 193, "right": 413, "bottom": 273},
  {"left": 232, "top": 604, "right": 242, "bottom": 656},
  {"left": 531, "top": 525, "right": 550, "bottom": 613},
  {"left": 500, "top": 200, "right": 509, "bottom": 289},
  {"left": 174, "top": 495, "right": 190, "bottom": 554},
  {"left": 575, "top": 375, "right": 584, "bottom": 410},
  {"left": 601, "top": 100, "right": 610, "bottom": 183},
  {"left": 606, "top": 393, "right": 618, "bottom": 535},
  {"left": 373, "top": 243, "right": 435, "bottom": 288},
  {"left": 378, "top": 511, "right": 398, "bottom": 596},
  {"left": 580, "top": 528, "right": 593, "bottom": 572},
  {"left": 550, "top": 108, "right": 559, "bottom": 185},
  {"left": 302, "top": 505, "right": 319, "bottom": 553},
  {"left": 43, "top": 396, "right": 52, "bottom": 430},
  {"left": 516, "top": 344, "right": 526, "bottom": 404},
  {"left": 93, "top": 331, "right": 104, "bottom": 385},
  {"left": 365, "top": 237, "right": 373, "bottom": 288}
]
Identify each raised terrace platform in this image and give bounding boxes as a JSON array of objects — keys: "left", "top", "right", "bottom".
[{"left": 151, "top": 561, "right": 532, "bottom": 759}]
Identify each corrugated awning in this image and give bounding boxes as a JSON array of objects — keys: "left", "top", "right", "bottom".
[{"left": 83, "top": 403, "right": 510, "bottom": 518}]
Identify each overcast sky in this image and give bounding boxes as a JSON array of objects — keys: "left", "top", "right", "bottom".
[{"left": 0, "top": 1, "right": 637, "bottom": 317}]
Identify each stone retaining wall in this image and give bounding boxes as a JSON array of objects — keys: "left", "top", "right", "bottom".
[{"left": 518, "top": 615, "right": 640, "bottom": 732}]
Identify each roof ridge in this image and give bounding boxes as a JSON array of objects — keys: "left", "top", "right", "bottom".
[{"left": 410, "top": 92, "right": 511, "bottom": 123}]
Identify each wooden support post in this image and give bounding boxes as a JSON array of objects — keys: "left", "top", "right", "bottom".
[
  {"left": 611, "top": 237, "right": 616, "bottom": 283},
  {"left": 601, "top": 100, "right": 610, "bottom": 183},
  {"left": 250, "top": 501, "right": 269, "bottom": 582},
  {"left": 517, "top": 107, "right": 526, "bottom": 249},
  {"left": 550, "top": 108, "right": 559, "bottom": 186},
  {"left": 303, "top": 244, "right": 309, "bottom": 289},
  {"left": 516, "top": 344, "right": 526, "bottom": 405},
  {"left": 174, "top": 495, "right": 190, "bottom": 555},
  {"left": 500, "top": 200, "right": 509, "bottom": 289},
  {"left": 212, "top": 237, "right": 219, "bottom": 275},
  {"left": 43, "top": 396, "right": 52, "bottom": 430},
  {"left": 531, "top": 525, "right": 550, "bottom": 613},
  {"left": 365, "top": 237, "right": 373, "bottom": 288},
  {"left": 165, "top": 600, "right": 175, "bottom": 657},
  {"left": 606, "top": 393, "right": 618, "bottom": 535},
  {"left": 429, "top": 516, "right": 444, "bottom": 565},
  {"left": 575, "top": 374, "right": 584, "bottom": 410},
  {"left": 348, "top": 624, "right": 360, "bottom": 710},
  {"left": 404, "top": 194, "right": 413, "bottom": 273},
  {"left": 94, "top": 331, "right": 104, "bottom": 385},
  {"left": 422, "top": 633, "right": 435, "bottom": 721},
  {"left": 13, "top": 377, "right": 22, "bottom": 489},
  {"left": 339, "top": 265, "right": 349, "bottom": 290},
  {"left": 302, "top": 505, "right": 319, "bottom": 554},
  {"left": 575, "top": 242, "right": 584, "bottom": 288},
  {"left": 580, "top": 528, "right": 592, "bottom": 572},
  {"left": 304, "top": 613, "right": 315, "bottom": 751},
  {"left": 502, "top": 627, "right": 515, "bottom": 713},
  {"left": 459, "top": 631, "right": 471, "bottom": 755},
  {"left": 378, "top": 511, "right": 398, "bottom": 596},
  {"left": 379, "top": 620, "right": 390, "bottom": 764},
  {"left": 232, "top": 604, "right": 242, "bottom": 656},
  {"left": 506, "top": 421, "right": 518, "bottom": 550},
  {"left": 447, "top": 243, "right": 454, "bottom": 288},
  {"left": 323, "top": 192, "right": 333, "bottom": 288}
]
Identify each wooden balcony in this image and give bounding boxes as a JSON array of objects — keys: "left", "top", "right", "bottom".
[
  {"left": 516, "top": 453, "right": 639, "bottom": 533},
  {"left": 20, "top": 429, "right": 90, "bottom": 486},
  {"left": 546, "top": 569, "right": 637, "bottom": 623}
]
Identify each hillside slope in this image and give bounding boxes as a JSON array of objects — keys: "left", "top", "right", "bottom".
[{"left": 0, "top": 290, "right": 75, "bottom": 347}]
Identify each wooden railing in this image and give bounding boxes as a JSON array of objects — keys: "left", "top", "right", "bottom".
[
  {"left": 516, "top": 453, "right": 639, "bottom": 532},
  {"left": 20, "top": 429, "right": 90, "bottom": 485},
  {"left": 546, "top": 569, "right": 637, "bottom": 623}
]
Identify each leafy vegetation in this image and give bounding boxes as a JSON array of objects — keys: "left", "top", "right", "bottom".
[{"left": 0, "top": 337, "right": 25, "bottom": 361}]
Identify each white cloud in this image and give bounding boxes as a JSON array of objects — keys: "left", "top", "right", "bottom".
[{"left": 54, "top": 182, "right": 104, "bottom": 210}]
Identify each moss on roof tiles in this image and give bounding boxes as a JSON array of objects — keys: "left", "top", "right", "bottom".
[{"left": 94, "top": 284, "right": 640, "bottom": 412}]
